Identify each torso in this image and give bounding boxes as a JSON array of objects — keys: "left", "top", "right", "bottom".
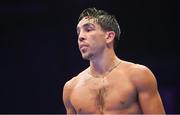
[{"left": 70, "top": 61, "right": 142, "bottom": 114}]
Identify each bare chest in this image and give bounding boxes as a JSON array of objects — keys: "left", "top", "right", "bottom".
[{"left": 70, "top": 75, "right": 138, "bottom": 113}]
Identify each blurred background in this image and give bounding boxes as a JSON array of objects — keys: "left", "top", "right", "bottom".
[{"left": 0, "top": 0, "right": 179, "bottom": 113}]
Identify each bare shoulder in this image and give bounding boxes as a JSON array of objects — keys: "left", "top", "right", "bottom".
[
  {"left": 63, "top": 68, "right": 89, "bottom": 91},
  {"left": 63, "top": 76, "right": 79, "bottom": 104},
  {"left": 122, "top": 61, "right": 158, "bottom": 91},
  {"left": 129, "top": 62, "right": 154, "bottom": 78},
  {"left": 63, "top": 76, "right": 78, "bottom": 92},
  {"left": 62, "top": 69, "right": 88, "bottom": 113}
]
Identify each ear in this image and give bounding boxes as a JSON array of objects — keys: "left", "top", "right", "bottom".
[{"left": 105, "top": 31, "right": 116, "bottom": 44}]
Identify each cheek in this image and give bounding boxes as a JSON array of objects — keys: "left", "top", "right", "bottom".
[
  {"left": 90, "top": 33, "right": 105, "bottom": 42},
  {"left": 90, "top": 38, "right": 106, "bottom": 50},
  {"left": 88, "top": 32, "right": 106, "bottom": 46}
]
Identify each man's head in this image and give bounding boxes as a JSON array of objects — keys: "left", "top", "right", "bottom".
[
  {"left": 77, "top": 8, "right": 121, "bottom": 60},
  {"left": 78, "top": 8, "right": 121, "bottom": 48}
]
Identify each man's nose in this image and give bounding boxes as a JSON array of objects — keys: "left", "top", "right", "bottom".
[{"left": 78, "top": 32, "right": 86, "bottom": 42}]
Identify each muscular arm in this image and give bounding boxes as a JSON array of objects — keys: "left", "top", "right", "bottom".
[
  {"left": 131, "top": 65, "right": 165, "bottom": 114},
  {"left": 63, "top": 79, "right": 77, "bottom": 114}
]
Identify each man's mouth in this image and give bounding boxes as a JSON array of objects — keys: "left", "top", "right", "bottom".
[{"left": 79, "top": 44, "right": 89, "bottom": 49}]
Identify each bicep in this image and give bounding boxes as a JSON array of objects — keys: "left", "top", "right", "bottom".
[
  {"left": 132, "top": 65, "right": 165, "bottom": 114},
  {"left": 66, "top": 107, "right": 76, "bottom": 114},
  {"left": 138, "top": 87, "right": 165, "bottom": 114},
  {"left": 63, "top": 81, "right": 77, "bottom": 114},
  {"left": 63, "top": 95, "right": 76, "bottom": 114}
]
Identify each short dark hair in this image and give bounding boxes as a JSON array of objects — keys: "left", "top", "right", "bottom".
[{"left": 78, "top": 7, "right": 121, "bottom": 48}]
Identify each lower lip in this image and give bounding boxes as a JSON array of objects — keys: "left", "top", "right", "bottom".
[
  {"left": 80, "top": 45, "right": 88, "bottom": 48},
  {"left": 81, "top": 46, "right": 88, "bottom": 49},
  {"left": 80, "top": 46, "right": 88, "bottom": 51}
]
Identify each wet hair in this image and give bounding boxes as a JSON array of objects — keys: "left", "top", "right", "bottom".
[{"left": 78, "top": 7, "right": 121, "bottom": 48}]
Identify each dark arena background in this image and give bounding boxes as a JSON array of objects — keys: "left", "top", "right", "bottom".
[{"left": 1, "top": 0, "right": 179, "bottom": 114}]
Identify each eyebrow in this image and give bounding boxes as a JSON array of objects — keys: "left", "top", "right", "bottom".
[
  {"left": 83, "top": 23, "right": 95, "bottom": 28},
  {"left": 77, "top": 23, "right": 95, "bottom": 32}
]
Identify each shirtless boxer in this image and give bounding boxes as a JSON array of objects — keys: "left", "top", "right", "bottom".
[{"left": 63, "top": 7, "right": 165, "bottom": 114}]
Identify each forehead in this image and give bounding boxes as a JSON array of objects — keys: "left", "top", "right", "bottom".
[{"left": 77, "top": 17, "right": 99, "bottom": 28}]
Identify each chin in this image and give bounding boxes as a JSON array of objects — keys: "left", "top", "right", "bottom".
[
  {"left": 81, "top": 53, "right": 92, "bottom": 60},
  {"left": 82, "top": 55, "right": 90, "bottom": 60}
]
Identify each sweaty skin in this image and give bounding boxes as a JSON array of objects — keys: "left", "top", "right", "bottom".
[
  {"left": 63, "top": 60, "right": 165, "bottom": 114},
  {"left": 63, "top": 17, "right": 165, "bottom": 114}
]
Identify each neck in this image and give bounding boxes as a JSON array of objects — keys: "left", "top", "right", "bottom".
[{"left": 89, "top": 49, "right": 119, "bottom": 77}]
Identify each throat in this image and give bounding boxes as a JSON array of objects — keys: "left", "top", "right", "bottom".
[{"left": 89, "top": 58, "right": 121, "bottom": 78}]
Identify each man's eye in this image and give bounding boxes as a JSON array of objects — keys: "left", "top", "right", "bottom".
[{"left": 86, "top": 28, "right": 93, "bottom": 32}]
